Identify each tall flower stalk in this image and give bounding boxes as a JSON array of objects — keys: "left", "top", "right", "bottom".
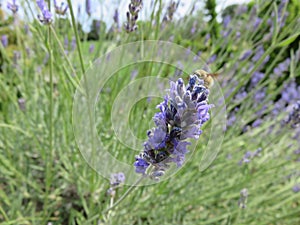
[
  {"left": 124, "top": 0, "right": 143, "bottom": 33},
  {"left": 104, "top": 72, "right": 213, "bottom": 217},
  {"left": 36, "top": 0, "right": 54, "bottom": 220}
]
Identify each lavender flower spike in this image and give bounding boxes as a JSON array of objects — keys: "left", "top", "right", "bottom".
[
  {"left": 54, "top": 0, "right": 69, "bottom": 16},
  {"left": 134, "top": 73, "right": 213, "bottom": 179},
  {"left": 7, "top": 0, "right": 19, "bottom": 14},
  {"left": 285, "top": 101, "right": 300, "bottom": 128},
  {"left": 1, "top": 35, "right": 8, "bottom": 48},
  {"left": 37, "top": 0, "right": 52, "bottom": 24},
  {"left": 124, "top": 0, "right": 143, "bottom": 33}
]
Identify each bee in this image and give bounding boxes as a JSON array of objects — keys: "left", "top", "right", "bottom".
[
  {"left": 193, "top": 69, "right": 218, "bottom": 89},
  {"left": 143, "top": 149, "right": 170, "bottom": 164}
]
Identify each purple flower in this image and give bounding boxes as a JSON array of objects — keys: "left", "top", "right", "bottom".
[
  {"left": 239, "top": 50, "right": 252, "bottom": 61},
  {"left": 113, "top": 9, "right": 119, "bottom": 26},
  {"left": 89, "top": 43, "right": 95, "bottom": 53},
  {"left": 238, "top": 188, "right": 248, "bottom": 208},
  {"left": 253, "top": 17, "right": 262, "bottom": 29},
  {"left": 285, "top": 101, "right": 300, "bottom": 128},
  {"left": 37, "top": 0, "right": 52, "bottom": 24},
  {"left": 18, "top": 98, "right": 26, "bottom": 111},
  {"left": 134, "top": 74, "right": 213, "bottom": 178},
  {"left": 54, "top": 0, "right": 68, "bottom": 15},
  {"left": 7, "top": 0, "right": 19, "bottom": 14},
  {"left": 71, "top": 37, "right": 76, "bottom": 51},
  {"left": 191, "top": 21, "right": 197, "bottom": 34},
  {"left": 86, "top": 0, "right": 91, "bottom": 16},
  {"left": 236, "top": 5, "right": 248, "bottom": 15},
  {"left": 124, "top": 0, "right": 143, "bottom": 33},
  {"left": 204, "top": 33, "right": 210, "bottom": 44},
  {"left": 110, "top": 172, "right": 125, "bottom": 186},
  {"left": 64, "top": 36, "right": 68, "bottom": 49},
  {"left": 1, "top": 35, "right": 8, "bottom": 47},
  {"left": 252, "top": 45, "right": 264, "bottom": 62},
  {"left": 134, "top": 157, "right": 149, "bottom": 174},
  {"left": 292, "top": 184, "right": 300, "bottom": 193},
  {"left": 252, "top": 118, "right": 263, "bottom": 128},
  {"left": 207, "top": 54, "right": 217, "bottom": 64},
  {"left": 273, "top": 58, "right": 290, "bottom": 77},
  {"left": 253, "top": 88, "right": 266, "bottom": 102},
  {"left": 251, "top": 71, "right": 265, "bottom": 86},
  {"left": 223, "top": 15, "right": 231, "bottom": 28}
]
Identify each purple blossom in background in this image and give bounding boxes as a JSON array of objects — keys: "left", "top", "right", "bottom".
[
  {"left": 1, "top": 35, "right": 8, "bottom": 47},
  {"left": 174, "top": 61, "right": 183, "bottom": 76},
  {"left": 64, "top": 36, "right": 68, "bottom": 49},
  {"left": 113, "top": 9, "right": 119, "bottom": 27},
  {"left": 71, "top": 37, "right": 76, "bottom": 51},
  {"left": 285, "top": 101, "right": 300, "bottom": 128},
  {"left": 110, "top": 172, "right": 125, "bottom": 186},
  {"left": 7, "top": 0, "right": 19, "bottom": 14},
  {"left": 18, "top": 98, "right": 26, "bottom": 111},
  {"left": 252, "top": 118, "right": 263, "bottom": 128},
  {"left": 107, "top": 172, "right": 125, "bottom": 197},
  {"left": 89, "top": 43, "right": 95, "bottom": 53},
  {"left": 236, "top": 31, "right": 241, "bottom": 39},
  {"left": 37, "top": 0, "right": 52, "bottom": 24},
  {"left": 221, "top": 29, "right": 232, "bottom": 38},
  {"left": 223, "top": 15, "right": 231, "bottom": 28},
  {"left": 207, "top": 54, "right": 217, "bottom": 64},
  {"left": 124, "top": 0, "right": 143, "bottom": 33},
  {"left": 273, "top": 58, "right": 290, "bottom": 77},
  {"left": 43, "top": 53, "right": 49, "bottom": 65},
  {"left": 234, "top": 90, "right": 247, "bottom": 102},
  {"left": 238, "top": 188, "right": 248, "bottom": 208},
  {"left": 13, "top": 51, "right": 21, "bottom": 64},
  {"left": 130, "top": 69, "right": 138, "bottom": 80},
  {"left": 24, "top": 24, "right": 30, "bottom": 35},
  {"left": 251, "top": 71, "right": 265, "bottom": 86},
  {"left": 292, "top": 184, "right": 300, "bottom": 193},
  {"left": 240, "top": 50, "right": 252, "bottom": 61},
  {"left": 253, "top": 88, "right": 266, "bottom": 102},
  {"left": 252, "top": 45, "right": 264, "bottom": 62},
  {"left": 239, "top": 148, "right": 263, "bottom": 165},
  {"left": 281, "top": 80, "right": 299, "bottom": 103},
  {"left": 134, "top": 74, "right": 213, "bottom": 178},
  {"left": 236, "top": 5, "right": 248, "bottom": 15},
  {"left": 86, "top": 0, "right": 91, "bottom": 16},
  {"left": 204, "top": 33, "right": 210, "bottom": 45},
  {"left": 54, "top": 0, "right": 69, "bottom": 15},
  {"left": 190, "top": 21, "right": 197, "bottom": 34},
  {"left": 227, "top": 113, "right": 236, "bottom": 127},
  {"left": 294, "top": 149, "right": 300, "bottom": 155},
  {"left": 253, "top": 17, "right": 262, "bottom": 29},
  {"left": 193, "top": 51, "right": 202, "bottom": 62}
]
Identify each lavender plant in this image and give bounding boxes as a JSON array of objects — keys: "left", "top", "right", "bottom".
[
  {"left": 124, "top": 0, "right": 143, "bottom": 33},
  {"left": 134, "top": 73, "right": 213, "bottom": 180},
  {"left": 7, "top": 0, "right": 18, "bottom": 14},
  {"left": 37, "top": 0, "right": 52, "bottom": 24},
  {"left": 54, "top": 0, "right": 69, "bottom": 16}
]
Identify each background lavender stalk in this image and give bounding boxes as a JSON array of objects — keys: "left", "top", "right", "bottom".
[
  {"left": 124, "top": 0, "right": 143, "bottom": 33},
  {"left": 134, "top": 73, "right": 213, "bottom": 180},
  {"left": 7, "top": 0, "right": 19, "bottom": 14},
  {"left": 54, "top": 0, "right": 69, "bottom": 15},
  {"left": 37, "top": 0, "right": 52, "bottom": 24}
]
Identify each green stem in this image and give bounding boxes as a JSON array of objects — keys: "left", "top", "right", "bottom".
[
  {"left": 67, "top": 0, "right": 97, "bottom": 215},
  {"left": 43, "top": 25, "right": 54, "bottom": 221},
  {"left": 103, "top": 175, "right": 145, "bottom": 214},
  {"left": 66, "top": 0, "right": 85, "bottom": 75}
]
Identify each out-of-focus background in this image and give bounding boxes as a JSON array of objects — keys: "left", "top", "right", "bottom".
[{"left": 0, "top": 0, "right": 299, "bottom": 224}]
